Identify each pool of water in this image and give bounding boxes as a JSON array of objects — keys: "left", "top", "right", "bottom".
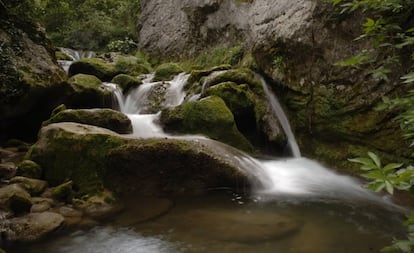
[{"left": 3, "top": 191, "right": 406, "bottom": 253}]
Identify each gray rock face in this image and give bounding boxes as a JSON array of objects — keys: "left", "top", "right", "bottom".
[{"left": 138, "top": 0, "right": 315, "bottom": 56}]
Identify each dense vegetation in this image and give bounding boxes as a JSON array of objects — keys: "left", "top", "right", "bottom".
[
  {"left": 2, "top": 0, "right": 141, "bottom": 51},
  {"left": 333, "top": 0, "right": 414, "bottom": 252}
]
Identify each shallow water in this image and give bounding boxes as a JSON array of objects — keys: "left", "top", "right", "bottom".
[{"left": 5, "top": 191, "right": 406, "bottom": 253}]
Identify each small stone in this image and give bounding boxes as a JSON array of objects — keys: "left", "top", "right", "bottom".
[
  {"left": 0, "top": 184, "right": 32, "bottom": 214},
  {"left": 31, "top": 203, "right": 51, "bottom": 213},
  {"left": 10, "top": 176, "right": 48, "bottom": 195},
  {"left": 0, "top": 162, "right": 16, "bottom": 179},
  {"left": 4, "top": 212, "right": 64, "bottom": 242},
  {"left": 59, "top": 206, "right": 82, "bottom": 217}
]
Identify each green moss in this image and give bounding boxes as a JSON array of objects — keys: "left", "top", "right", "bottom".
[
  {"left": 51, "top": 181, "right": 73, "bottom": 202},
  {"left": 27, "top": 130, "right": 125, "bottom": 196},
  {"left": 114, "top": 55, "right": 152, "bottom": 76},
  {"left": 111, "top": 74, "right": 142, "bottom": 93},
  {"left": 50, "top": 104, "right": 67, "bottom": 117},
  {"left": 68, "top": 58, "right": 119, "bottom": 81},
  {"left": 194, "top": 44, "right": 244, "bottom": 68},
  {"left": 55, "top": 51, "right": 72, "bottom": 61},
  {"left": 187, "top": 64, "right": 232, "bottom": 85},
  {"left": 16, "top": 160, "right": 42, "bottom": 179},
  {"left": 206, "top": 68, "right": 263, "bottom": 95},
  {"left": 42, "top": 109, "right": 133, "bottom": 134},
  {"left": 153, "top": 63, "right": 184, "bottom": 81},
  {"left": 161, "top": 96, "right": 254, "bottom": 153},
  {"left": 68, "top": 74, "right": 102, "bottom": 92}
]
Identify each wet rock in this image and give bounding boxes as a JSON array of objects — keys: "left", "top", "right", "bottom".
[
  {"left": 42, "top": 108, "right": 133, "bottom": 134},
  {"left": 113, "top": 55, "right": 152, "bottom": 76},
  {"left": 16, "top": 160, "right": 42, "bottom": 179},
  {"left": 10, "top": 176, "right": 48, "bottom": 195},
  {"left": 160, "top": 95, "right": 254, "bottom": 153},
  {"left": 0, "top": 184, "right": 32, "bottom": 214},
  {"left": 58, "top": 206, "right": 82, "bottom": 217},
  {"left": 0, "top": 162, "right": 16, "bottom": 179},
  {"left": 4, "top": 212, "right": 64, "bottom": 242}
]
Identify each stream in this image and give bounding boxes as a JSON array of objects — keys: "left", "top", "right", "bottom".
[{"left": 4, "top": 67, "right": 408, "bottom": 252}]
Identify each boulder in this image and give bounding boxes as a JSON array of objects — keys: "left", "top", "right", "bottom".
[
  {"left": 68, "top": 58, "right": 118, "bottom": 81},
  {"left": 10, "top": 176, "right": 48, "bottom": 195},
  {"left": 43, "top": 108, "right": 133, "bottom": 134},
  {"left": 26, "top": 122, "right": 256, "bottom": 196},
  {"left": 153, "top": 63, "right": 184, "bottom": 81},
  {"left": 16, "top": 160, "right": 42, "bottom": 179},
  {"left": 0, "top": 12, "right": 67, "bottom": 142},
  {"left": 113, "top": 55, "right": 152, "bottom": 76},
  {"left": 160, "top": 96, "right": 254, "bottom": 153},
  {"left": 66, "top": 74, "right": 112, "bottom": 108},
  {"left": 111, "top": 74, "right": 142, "bottom": 93},
  {"left": 4, "top": 212, "right": 64, "bottom": 242},
  {"left": 0, "top": 184, "right": 32, "bottom": 214}
]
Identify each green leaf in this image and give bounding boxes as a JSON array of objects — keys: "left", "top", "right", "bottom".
[
  {"left": 348, "top": 157, "right": 376, "bottom": 168},
  {"left": 402, "top": 72, "right": 414, "bottom": 84},
  {"left": 385, "top": 180, "right": 394, "bottom": 194},
  {"left": 368, "top": 152, "right": 381, "bottom": 168},
  {"left": 383, "top": 163, "right": 404, "bottom": 172},
  {"left": 366, "top": 181, "right": 385, "bottom": 192}
]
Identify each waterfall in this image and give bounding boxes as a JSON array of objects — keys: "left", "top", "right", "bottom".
[
  {"left": 258, "top": 76, "right": 301, "bottom": 158},
  {"left": 104, "top": 72, "right": 397, "bottom": 206},
  {"left": 56, "top": 47, "right": 96, "bottom": 73}
]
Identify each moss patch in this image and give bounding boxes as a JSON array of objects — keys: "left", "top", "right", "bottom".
[
  {"left": 160, "top": 96, "right": 254, "bottom": 153},
  {"left": 43, "top": 108, "right": 133, "bottom": 134},
  {"left": 153, "top": 63, "right": 184, "bottom": 81},
  {"left": 111, "top": 74, "right": 142, "bottom": 93},
  {"left": 114, "top": 55, "right": 152, "bottom": 76},
  {"left": 68, "top": 58, "right": 118, "bottom": 81}
]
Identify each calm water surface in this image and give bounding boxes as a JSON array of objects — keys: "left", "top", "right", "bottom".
[{"left": 3, "top": 191, "right": 406, "bottom": 253}]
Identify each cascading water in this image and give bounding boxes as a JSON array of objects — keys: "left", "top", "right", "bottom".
[
  {"left": 106, "top": 72, "right": 397, "bottom": 206},
  {"left": 258, "top": 75, "right": 301, "bottom": 158},
  {"left": 56, "top": 47, "right": 96, "bottom": 73}
]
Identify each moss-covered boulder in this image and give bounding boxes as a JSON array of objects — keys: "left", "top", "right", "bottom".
[
  {"left": 67, "top": 74, "right": 111, "bottom": 108},
  {"left": 204, "top": 68, "right": 262, "bottom": 94},
  {"left": 160, "top": 96, "right": 254, "bottom": 153},
  {"left": 0, "top": 12, "right": 68, "bottom": 142},
  {"left": 187, "top": 64, "right": 232, "bottom": 85},
  {"left": 114, "top": 55, "right": 152, "bottom": 76},
  {"left": 203, "top": 82, "right": 256, "bottom": 131},
  {"left": 26, "top": 122, "right": 254, "bottom": 196},
  {"left": 43, "top": 108, "right": 132, "bottom": 134},
  {"left": 16, "top": 160, "right": 42, "bottom": 179},
  {"left": 111, "top": 74, "right": 142, "bottom": 93},
  {"left": 153, "top": 63, "right": 184, "bottom": 81},
  {"left": 27, "top": 123, "right": 125, "bottom": 196},
  {"left": 68, "top": 58, "right": 119, "bottom": 81}
]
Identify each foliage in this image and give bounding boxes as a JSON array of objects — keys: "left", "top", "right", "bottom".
[
  {"left": 33, "top": 0, "right": 141, "bottom": 50},
  {"left": 332, "top": 0, "right": 414, "bottom": 82},
  {"left": 333, "top": 1, "right": 414, "bottom": 252},
  {"left": 194, "top": 44, "right": 244, "bottom": 68},
  {"left": 107, "top": 37, "right": 138, "bottom": 54}
]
